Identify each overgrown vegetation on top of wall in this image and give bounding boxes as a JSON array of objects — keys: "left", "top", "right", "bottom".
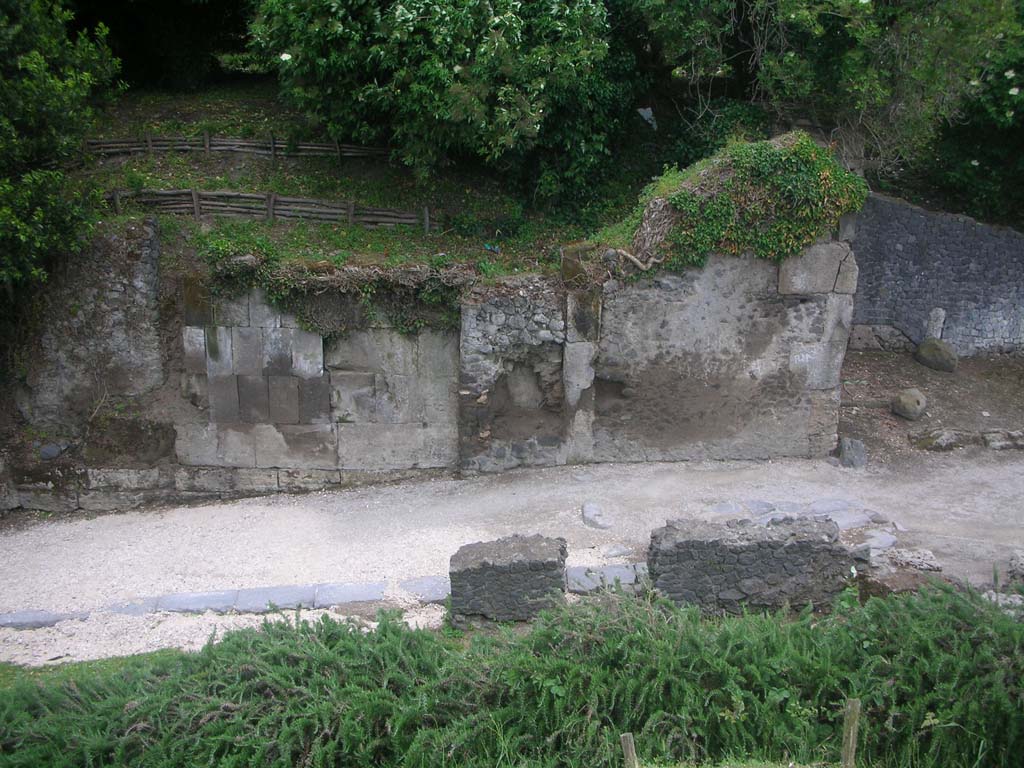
[
  {"left": 192, "top": 221, "right": 470, "bottom": 336},
  {"left": 594, "top": 133, "right": 867, "bottom": 271},
  {"left": 1, "top": 587, "right": 1021, "bottom": 767}
]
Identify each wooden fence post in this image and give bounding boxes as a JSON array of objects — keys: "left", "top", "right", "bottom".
[
  {"left": 270, "top": 133, "right": 276, "bottom": 160},
  {"left": 145, "top": 133, "right": 153, "bottom": 155},
  {"left": 112, "top": 190, "right": 121, "bottom": 215},
  {"left": 347, "top": 201, "right": 355, "bottom": 226},
  {"left": 203, "top": 131, "right": 210, "bottom": 156},
  {"left": 423, "top": 206, "right": 431, "bottom": 234},
  {"left": 335, "top": 139, "right": 342, "bottom": 164},
  {"left": 267, "top": 192, "right": 276, "bottom": 222},
  {"left": 191, "top": 189, "right": 201, "bottom": 221},
  {"left": 620, "top": 733, "right": 639, "bottom": 768},
  {"left": 841, "top": 698, "right": 861, "bottom": 768}
]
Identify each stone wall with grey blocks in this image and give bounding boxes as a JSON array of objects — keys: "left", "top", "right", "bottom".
[
  {"left": 176, "top": 287, "right": 459, "bottom": 472},
  {"left": 648, "top": 518, "right": 855, "bottom": 613},
  {"left": 851, "top": 193, "right": 1024, "bottom": 355}
]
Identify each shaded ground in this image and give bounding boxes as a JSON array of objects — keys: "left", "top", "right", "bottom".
[{"left": 840, "top": 351, "right": 1024, "bottom": 463}]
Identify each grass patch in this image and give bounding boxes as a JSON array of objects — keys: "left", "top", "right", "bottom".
[{"left": 0, "top": 587, "right": 1020, "bottom": 767}]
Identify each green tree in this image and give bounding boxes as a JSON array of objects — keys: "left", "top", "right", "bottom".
[
  {"left": 251, "top": 0, "right": 638, "bottom": 203},
  {"left": 0, "top": 0, "right": 119, "bottom": 295}
]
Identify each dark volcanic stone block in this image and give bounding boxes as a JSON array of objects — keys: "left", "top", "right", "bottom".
[
  {"left": 648, "top": 518, "right": 854, "bottom": 614},
  {"left": 450, "top": 534, "right": 567, "bottom": 622}
]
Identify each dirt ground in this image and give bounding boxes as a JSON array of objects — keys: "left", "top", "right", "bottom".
[{"left": 839, "top": 351, "right": 1024, "bottom": 462}]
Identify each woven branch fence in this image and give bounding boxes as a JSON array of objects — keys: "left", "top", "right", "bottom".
[
  {"left": 86, "top": 134, "right": 388, "bottom": 160},
  {"left": 108, "top": 189, "right": 434, "bottom": 232}
]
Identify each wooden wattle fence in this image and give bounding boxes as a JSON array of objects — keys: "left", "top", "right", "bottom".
[
  {"left": 86, "top": 134, "right": 388, "bottom": 160},
  {"left": 108, "top": 189, "right": 434, "bottom": 232}
]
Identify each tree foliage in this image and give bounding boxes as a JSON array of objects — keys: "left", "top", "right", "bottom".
[
  {"left": 0, "top": 0, "right": 118, "bottom": 290},
  {"left": 251, "top": 0, "right": 640, "bottom": 202}
]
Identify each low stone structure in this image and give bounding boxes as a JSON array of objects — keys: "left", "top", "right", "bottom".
[
  {"left": 449, "top": 534, "right": 567, "bottom": 622},
  {"left": 647, "top": 518, "right": 855, "bottom": 613}
]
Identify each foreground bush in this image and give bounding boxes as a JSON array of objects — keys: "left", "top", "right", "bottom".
[{"left": 0, "top": 587, "right": 1021, "bottom": 767}]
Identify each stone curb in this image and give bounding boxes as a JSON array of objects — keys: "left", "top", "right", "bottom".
[
  {"left": 0, "top": 565, "right": 647, "bottom": 630},
  {"left": 0, "top": 580, "right": 387, "bottom": 629}
]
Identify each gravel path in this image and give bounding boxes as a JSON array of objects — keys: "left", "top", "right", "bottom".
[{"left": 2, "top": 450, "right": 1022, "bottom": 665}]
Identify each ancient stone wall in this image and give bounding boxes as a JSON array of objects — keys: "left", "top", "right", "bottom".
[
  {"left": 175, "top": 287, "right": 460, "bottom": 475},
  {"left": 14, "top": 220, "right": 164, "bottom": 429},
  {"left": 851, "top": 194, "right": 1024, "bottom": 355},
  {"left": 3, "top": 225, "right": 857, "bottom": 510}
]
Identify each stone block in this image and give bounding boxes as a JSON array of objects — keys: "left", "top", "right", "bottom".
[
  {"left": 174, "top": 466, "right": 234, "bottom": 492},
  {"left": 207, "top": 375, "right": 239, "bottom": 423},
  {"left": 16, "top": 485, "right": 79, "bottom": 513},
  {"left": 647, "top": 518, "right": 854, "bottom": 613},
  {"left": 86, "top": 468, "right": 163, "bottom": 490},
  {"left": 292, "top": 329, "right": 324, "bottom": 379},
  {"left": 180, "top": 373, "right": 208, "bottom": 409},
  {"left": 399, "top": 576, "right": 451, "bottom": 604},
  {"left": 182, "top": 327, "right": 207, "bottom": 374},
  {"left": 449, "top": 534, "right": 567, "bottom": 622},
  {"left": 231, "top": 327, "right": 262, "bottom": 375},
  {"left": 329, "top": 371, "right": 376, "bottom": 423},
  {"left": 563, "top": 342, "right": 596, "bottom": 409},
  {"left": 838, "top": 436, "right": 867, "bottom": 469},
  {"left": 833, "top": 253, "right": 859, "bottom": 294},
  {"left": 374, "top": 373, "right": 418, "bottom": 423},
  {"left": 262, "top": 328, "right": 295, "bottom": 375},
  {"left": 237, "top": 375, "right": 270, "bottom": 423},
  {"left": 269, "top": 375, "right": 300, "bottom": 424},
  {"left": 234, "top": 585, "right": 316, "bottom": 612},
  {"left": 566, "top": 290, "right": 601, "bottom": 342},
  {"left": 421, "top": 376, "right": 457, "bottom": 423},
  {"left": 279, "top": 469, "right": 342, "bottom": 491},
  {"left": 174, "top": 424, "right": 257, "bottom": 467},
  {"left": 155, "top": 590, "right": 238, "bottom": 614},
  {"left": 78, "top": 489, "right": 166, "bottom": 512},
  {"left": 205, "top": 327, "right": 233, "bottom": 377},
  {"left": 778, "top": 241, "right": 848, "bottom": 295},
  {"left": 298, "top": 375, "right": 332, "bottom": 424},
  {"left": 418, "top": 330, "right": 459, "bottom": 372},
  {"left": 0, "top": 610, "right": 83, "bottom": 629},
  {"left": 336, "top": 424, "right": 424, "bottom": 470},
  {"left": 233, "top": 468, "right": 280, "bottom": 492},
  {"left": 249, "top": 288, "right": 282, "bottom": 328},
  {"left": 253, "top": 424, "right": 338, "bottom": 469},
  {"left": 183, "top": 279, "right": 212, "bottom": 326},
  {"left": 213, "top": 294, "right": 249, "bottom": 326},
  {"left": 314, "top": 581, "right": 387, "bottom": 607},
  {"left": 325, "top": 329, "right": 416, "bottom": 374}
]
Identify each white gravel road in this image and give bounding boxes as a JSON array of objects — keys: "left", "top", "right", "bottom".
[{"left": 2, "top": 450, "right": 1022, "bottom": 665}]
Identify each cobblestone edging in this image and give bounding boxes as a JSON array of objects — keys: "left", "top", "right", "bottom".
[{"left": 0, "top": 565, "right": 650, "bottom": 630}]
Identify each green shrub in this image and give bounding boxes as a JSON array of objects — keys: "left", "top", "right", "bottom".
[
  {"left": 0, "top": 587, "right": 1021, "bottom": 767},
  {"left": 250, "top": 0, "right": 639, "bottom": 204},
  {"left": 596, "top": 133, "right": 867, "bottom": 270},
  {"left": 0, "top": 0, "right": 118, "bottom": 299}
]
